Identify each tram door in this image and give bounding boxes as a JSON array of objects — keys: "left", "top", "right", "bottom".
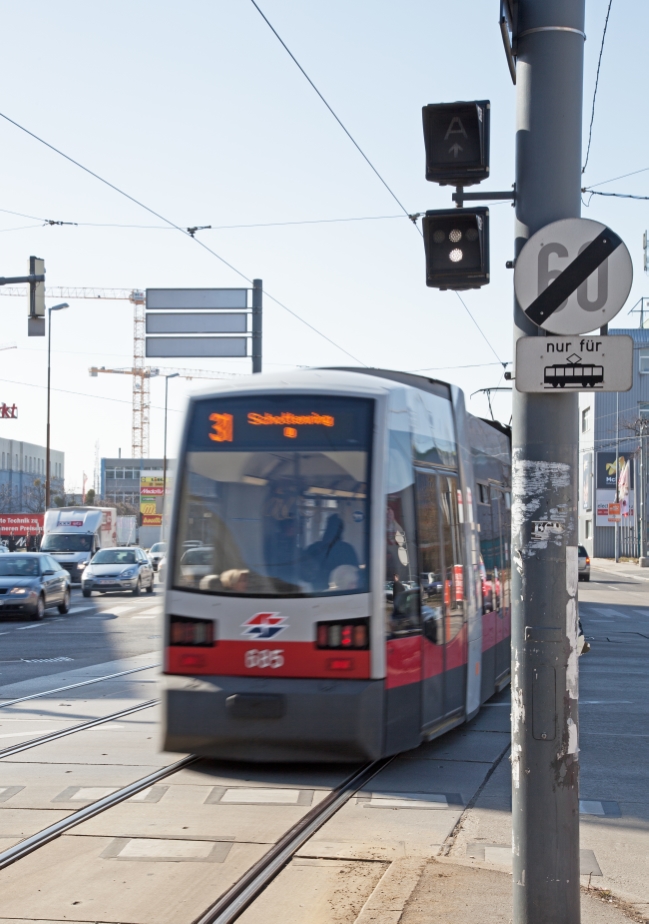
[{"left": 416, "top": 471, "right": 466, "bottom": 727}]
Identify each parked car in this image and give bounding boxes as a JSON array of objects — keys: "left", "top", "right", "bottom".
[
  {"left": 578, "top": 545, "right": 590, "bottom": 581},
  {"left": 0, "top": 553, "right": 71, "bottom": 620},
  {"left": 82, "top": 547, "right": 154, "bottom": 597},
  {"left": 148, "top": 541, "right": 167, "bottom": 572}
]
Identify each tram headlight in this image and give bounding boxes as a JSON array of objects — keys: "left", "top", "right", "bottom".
[{"left": 316, "top": 618, "right": 369, "bottom": 650}]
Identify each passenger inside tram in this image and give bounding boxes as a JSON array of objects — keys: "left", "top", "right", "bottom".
[{"left": 301, "top": 513, "right": 359, "bottom": 590}]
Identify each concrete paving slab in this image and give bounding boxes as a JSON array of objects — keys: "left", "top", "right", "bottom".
[
  {"left": 168, "top": 760, "right": 354, "bottom": 790},
  {"left": 401, "top": 729, "right": 511, "bottom": 763},
  {"left": 0, "top": 834, "right": 269, "bottom": 924},
  {"left": 238, "top": 857, "right": 388, "bottom": 924},
  {"left": 395, "top": 859, "right": 635, "bottom": 924},
  {"left": 0, "top": 807, "right": 72, "bottom": 838},
  {"left": 298, "top": 798, "right": 462, "bottom": 859},
  {"left": 72, "top": 797, "right": 324, "bottom": 842},
  {"left": 0, "top": 760, "right": 165, "bottom": 791},
  {"left": 361, "top": 758, "right": 492, "bottom": 801},
  {"left": 460, "top": 704, "right": 511, "bottom": 733}
]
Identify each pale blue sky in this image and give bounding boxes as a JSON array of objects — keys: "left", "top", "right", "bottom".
[{"left": 0, "top": 1, "right": 645, "bottom": 489}]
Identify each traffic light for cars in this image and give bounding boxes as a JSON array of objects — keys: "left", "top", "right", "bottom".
[
  {"left": 422, "top": 208, "right": 489, "bottom": 290},
  {"left": 422, "top": 101, "right": 490, "bottom": 186}
]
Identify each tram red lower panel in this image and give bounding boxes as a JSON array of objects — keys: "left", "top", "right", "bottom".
[{"left": 166, "top": 641, "right": 370, "bottom": 679}]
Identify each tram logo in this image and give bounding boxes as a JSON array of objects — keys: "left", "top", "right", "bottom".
[{"left": 242, "top": 612, "right": 287, "bottom": 640}]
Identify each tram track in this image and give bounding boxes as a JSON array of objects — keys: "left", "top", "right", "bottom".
[
  {"left": 0, "top": 697, "right": 159, "bottom": 759},
  {"left": 0, "top": 748, "right": 396, "bottom": 924},
  {"left": 0, "top": 662, "right": 160, "bottom": 709}
]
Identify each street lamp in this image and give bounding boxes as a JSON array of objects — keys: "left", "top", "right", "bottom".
[
  {"left": 162, "top": 373, "right": 180, "bottom": 539},
  {"left": 46, "top": 303, "right": 69, "bottom": 509}
]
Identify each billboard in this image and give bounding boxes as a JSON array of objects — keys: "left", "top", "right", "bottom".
[{"left": 140, "top": 470, "right": 164, "bottom": 527}]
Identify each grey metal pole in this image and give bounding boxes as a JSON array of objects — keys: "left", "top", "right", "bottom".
[
  {"left": 511, "top": 3, "right": 585, "bottom": 923},
  {"left": 252, "top": 279, "right": 262, "bottom": 374},
  {"left": 641, "top": 426, "right": 647, "bottom": 565},
  {"left": 45, "top": 310, "right": 52, "bottom": 510},
  {"left": 615, "top": 393, "right": 620, "bottom": 562}
]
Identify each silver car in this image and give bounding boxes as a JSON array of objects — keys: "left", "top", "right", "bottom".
[
  {"left": 578, "top": 545, "right": 590, "bottom": 581},
  {"left": 82, "top": 547, "right": 154, "bottom": 597}
]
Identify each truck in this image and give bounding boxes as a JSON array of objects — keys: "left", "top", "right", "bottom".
[
  {"left": 116, "top": 515, "right": 137, "bottom": 546},
  {"left": 41, "top": 507, "right": 117, "bottom": 583}
]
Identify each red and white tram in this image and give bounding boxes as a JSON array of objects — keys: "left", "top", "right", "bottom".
[{"left": 162, "top": 368, "right": 510, "bottom": 761}]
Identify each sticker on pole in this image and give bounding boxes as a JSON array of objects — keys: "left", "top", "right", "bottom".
[{"left": 514, "top": 218, "right": 632, "bottom": 335}]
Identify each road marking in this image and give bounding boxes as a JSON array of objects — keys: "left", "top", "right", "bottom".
[
  {"left": 592, "top": 607, "right": 631, "bottom": 619},
  {"left": 0, "top": 729, "right": 56, "bottom": 739},
  {"left": 15, "top": 624, "right": 45, "bottom": 631},
  {"left": 132, "top": 615, "right": 157, "bottom": 620},
  {"left": 135, "top": 608, "right": 160, "bottom": 616}
]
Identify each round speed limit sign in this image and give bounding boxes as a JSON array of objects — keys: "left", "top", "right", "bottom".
[{"left": 514, "top": 218, "right": 633, "bottom": 335}]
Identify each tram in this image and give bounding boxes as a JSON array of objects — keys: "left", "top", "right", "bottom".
[{"left": 162, "top": 368, "right": 511, "bottom": 762}]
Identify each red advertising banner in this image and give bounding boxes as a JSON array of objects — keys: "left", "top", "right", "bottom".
[
  {"left": 141, "top": 514, "right": 163, "bottom": 526},
  {"left": 0, "top": 514, "right": 44, "bottom": 534}
]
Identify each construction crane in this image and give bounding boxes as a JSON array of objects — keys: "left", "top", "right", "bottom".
[
  {"left": 0, "top": 286, "right": 238, "bottom": 458},
  {"left": 88, "top": 364, "right": 233, "bottom": 457}
]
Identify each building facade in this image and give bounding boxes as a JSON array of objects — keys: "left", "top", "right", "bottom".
[
  {"left": 578, "top": 328, "right": 649, "bottom": 559},
  {"left": 0, "top": 438, "right": 65, "bottom": 513},
  {"left": 101, "top": 457, "right": 175, "bottom": 546}
]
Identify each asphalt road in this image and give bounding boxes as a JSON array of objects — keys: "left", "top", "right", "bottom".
[{"left": 0, "top": 581, "right": 163, "bottom": 688}]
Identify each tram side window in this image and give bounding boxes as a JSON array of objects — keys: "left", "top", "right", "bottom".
[
  {"left": 415, "top": 471, "right": 444, "bottom": 645},
  {"left": 385, "top": 430, "right": 420, "bottom": 638},
  {"left": 439, "top": 475, "right": 465, "bottom": 641}
]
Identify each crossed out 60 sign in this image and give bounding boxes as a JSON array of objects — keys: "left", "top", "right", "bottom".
[{"left": 514, "top": 218, "right": 633, "bottom": 335}]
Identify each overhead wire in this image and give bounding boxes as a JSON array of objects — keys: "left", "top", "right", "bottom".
[
  {"left": 247, "top": 0, "right": 421, "bottom": 233},
  {"left": 582, "top": 0, "right": 614, "bottom": 176},
  {"left": 0, "top": 205, "right": 411, "bottom": 231},
  {"left": 247, "top": 0, "right": 511, "bottom": 368},
  {"left": 0, "top": 110, "right": 365, "bottom": 366},
  {"left": 583, "top": 165, "right": 649, "bottom": 191},
  {"left": 453, "top": 291, "right": 507, "bottom": 368}
]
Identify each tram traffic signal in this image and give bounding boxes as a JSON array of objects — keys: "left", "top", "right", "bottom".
[
  {"left": 422, "top": 208, "right": 489, "bottom": 290},
  {"left": 422, "top": 101, "right": 490, "bottom": 186}
]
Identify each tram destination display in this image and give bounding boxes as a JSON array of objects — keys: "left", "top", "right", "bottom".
[
  {"left": 186, "top": 395, "right": 374, "bottom": 451},
  {"left": 515, "top": 334, "right": 633, "bottom": 393}
]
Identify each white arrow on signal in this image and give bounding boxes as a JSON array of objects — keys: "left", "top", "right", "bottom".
[{"left": 449, "top": 143, "right": 463, "bottom": 158}]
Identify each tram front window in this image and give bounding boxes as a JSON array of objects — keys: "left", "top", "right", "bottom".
[{"left": 173, "top": 395, "right": 373, "bottom": 597}]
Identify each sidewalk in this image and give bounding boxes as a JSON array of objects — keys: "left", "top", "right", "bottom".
[{"left": 592, "top": 557, "right": 649, "bottom": 581}]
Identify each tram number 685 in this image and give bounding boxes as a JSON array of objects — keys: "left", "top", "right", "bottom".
[{"left": 245, "top": 649, "right": 284, "bottom": 669}]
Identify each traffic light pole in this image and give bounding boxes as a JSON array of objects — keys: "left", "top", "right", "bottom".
[
  {"left": 511, "top": 3, "right": 584, "bottom": 923},
  {"left": 252, "top": 279, "right": 263, "bottom": 374}
]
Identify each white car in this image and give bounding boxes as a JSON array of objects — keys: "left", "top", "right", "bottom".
[{"left": 148, "top": 541, "right": 167, "bottom": 572}]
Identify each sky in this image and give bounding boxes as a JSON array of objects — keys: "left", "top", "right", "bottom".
[{"left": 0, "top": 0, "right": 647, "bottom": 492}]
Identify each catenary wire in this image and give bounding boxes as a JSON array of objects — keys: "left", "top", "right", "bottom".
[
  {"left": 583, "top": 165, "right": 649, "bottom": 191},
  {"left": 583, "top": 190, "right": 649, "bottom": 205},
  {"left": 0, "top": 110, "right": 365, "bottom": 366},
  {"left": 245, "top": 5, "right": 506, "bottom": 368},
  {"left": 0, "top": 205, "right": 411, "bottom": 231},
  {"left": 247, "top": 0, "right": 420, "bottom": 233},
  {"left": 453, "top": 291, "right": 507, "bottom": 368},
  {"left": 582, "top": 0, "right": 614, "bottom": 176},
  {"left": 0, "top": 376, "right": 184, "bottom": 412}
]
